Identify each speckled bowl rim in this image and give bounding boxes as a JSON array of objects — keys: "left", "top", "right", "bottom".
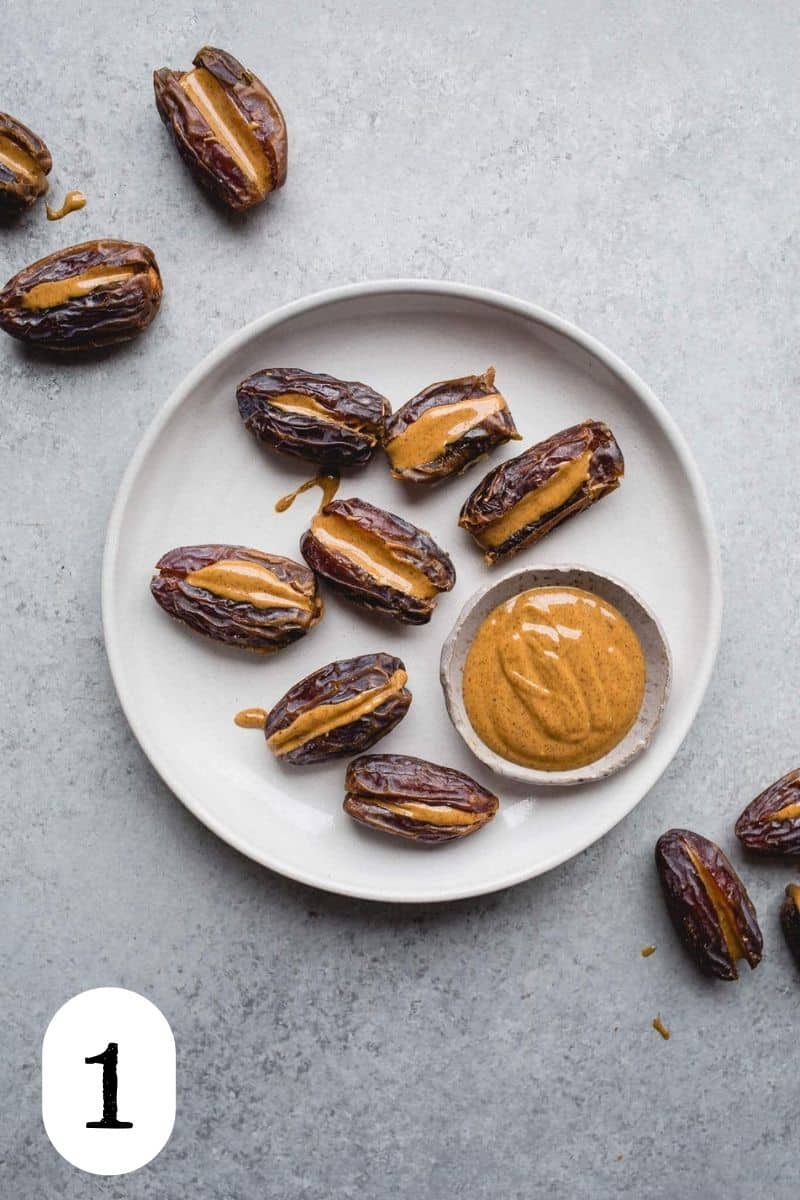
[{"left": 440, "top": 565, "right": 673, "bottom": 786}]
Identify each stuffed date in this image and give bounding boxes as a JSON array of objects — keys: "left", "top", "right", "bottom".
[
  {"left": 459, "top": 420, "right": 623, "bottom": 563},
  {"left": 238, "top": 367, "right": 390, "bottom": 469},
  {"left": 151, "top": 544, "right": 322, "bottom": 653},
  {"left": 263, "top": 652, "right": 411, "bottom": 764},
  {"left": 154, "top": 45, "right": 287, "bottom": 211},
  {"left": 300, "top": 497, "right": 455, "bottom": 624},
  {"left": 344, "top": 754, "right": 499, "bottom": 843},
  {"left": 383, "top": 366, "right": 519, "bottom": 483}
]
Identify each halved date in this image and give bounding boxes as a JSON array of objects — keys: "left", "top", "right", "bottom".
[
  {"left": 655, "top": 828, "right": 762, "bottom": 980},
  {"left": 151, "top": 544, "right": 322, "bottom": 653},
  {"left": 344, "top": 754, "right": 499, "bottom": 843},
  {"left": 383, "top": 366, "right": 520, "bottom": 483},
  {"left": 735, "top": 769, "right": 800, "bottom": 856},
  {"left": 264, "top": 652, "right": 411, "bottom": 764},
  {"left": 780, "top": 883, "right": 800, "bottom": 970},
  {"left": 300, "top": 497, "right": 456, "bottom": 624},
  {"left": 458, "top": 420, "right": 623, "bottom": 563},
  {"left": 0, "top": 112, "right": 51, "bottom": 217},
  {"left": 237, "top": 367, "right": 390, "bottom": 468},
  {"left": 154, "top": 45, "right": 287, "bottom": 210},
  {"left": 0, "top": 239, "right": 162, "bottom": 351}
]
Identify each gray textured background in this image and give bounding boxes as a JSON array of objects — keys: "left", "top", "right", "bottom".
[{"left": 2, "top": 1, "right": 798, "bottom": 1196}]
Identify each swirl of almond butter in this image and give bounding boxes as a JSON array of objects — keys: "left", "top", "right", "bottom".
[{"left": 462, "top": 586, "right": 646, "bottom": 771}]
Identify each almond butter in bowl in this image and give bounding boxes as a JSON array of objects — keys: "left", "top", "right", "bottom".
[{"left": 439, "top": 565, "right": 671, "bottom": 786}]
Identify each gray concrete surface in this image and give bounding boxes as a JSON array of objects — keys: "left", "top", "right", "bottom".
[{"left": 2, "top": 1, "right": 798, "bottom": 1195}]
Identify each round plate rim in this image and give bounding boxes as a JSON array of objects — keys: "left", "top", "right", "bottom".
[{"left": 101, "top": 278, "right": 723, "bottom": 903}]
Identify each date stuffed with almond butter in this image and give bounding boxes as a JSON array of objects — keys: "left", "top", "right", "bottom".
[
  {"left": 263, "top": 653, "right": 411, "bottom": 764},
  {"left": 459, "top": 420, "right": 623, "bottom": 563},
  {"left": 0, "top": 112, "right": 51, "bottom": 217},
  {"left": 780, "top": 883, "right": 800, "bottom": 970},
  {"left": 655, "top": 828, "right": 762, "bottom": 980},
  {"left": 300, "top": 497, "right": 456, "bottom": 624},
  {"left": 151, "top": 544, "right": 322, "bottom": 653},
  {"left": 238, "top": 367, "right": 390, "bottom": 468},
  {"left": 154, "top": 45, "right": 287, "bottom": 210},
  {"left": 383, "top": 367, "right": 520, "bottom": 483},
  {"left": 344, "top": 754, "right": 499, "bottom": 843},
  {"left": 735, "top": 769, "right": 800, "bottom": 856},
  {"left": 0, "top": 240, "right": 162, "bottom": 351}
]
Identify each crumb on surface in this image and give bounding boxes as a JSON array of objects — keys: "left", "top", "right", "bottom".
[
  {"left": 652, "top": 1014, "right": 670, "bottom": 1040},
  {"left": 640, "top": 944, "right": 656, "bottom": 957}
]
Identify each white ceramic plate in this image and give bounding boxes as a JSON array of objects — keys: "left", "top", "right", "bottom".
[{"left": 102, "top": 281, "right": 722, "bottom": 903}]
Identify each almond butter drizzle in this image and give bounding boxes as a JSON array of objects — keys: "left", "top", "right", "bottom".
[
  {"left": 0, "top": 134, "right": 42, "bottom": 184},
  {"left": 462, "top": 586, "right": 646, "bottom": 771},
  {"left": 371, "top": 800, "right": 476, "bottom": 827},
  {"left": 268, "top": 668, "right": 407, "bottom": 755},
  {"left": 234, "top": 707, "right": 268, "bottom": 729},
  {"left": 46, "top": 190, "right": 87, "bottom": 221},
  {"left": 767, "top": 800, "right": 800, "bottom": 821},
  {"left": 309, "top": 511, "right": 438, "bottom": 599},
  {"left": 478, "top": 449, "right": 594, "bottom": 549},
  {"left": 185, "top": 559, "right": 310, "bottom": 610},
  {"left": 685, "top": 846, "right": 746, "bottom": 963},
  {"left": 652, "top": 1015, "right": 670, "bottom": 1040},
  {"left": 275, "top": 474, "right": 340, "bottom": 514},
  {"left": 386, "top": 393, "right": 508, "bottom": 471},
  {"left": 21, "top": 264, "right": 140, "bottom": 310},
  {"left": 180, "top": 67, "right": 268, "bottom": 189}
]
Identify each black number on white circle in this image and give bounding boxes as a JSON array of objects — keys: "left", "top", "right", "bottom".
[{"left": 85, "top": 1042, "right": 133, "bottom": 1129}]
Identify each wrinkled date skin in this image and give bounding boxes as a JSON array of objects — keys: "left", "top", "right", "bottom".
[
  {"left": 459, "top": 420, "right": 624, "bottom": 563},
  {"left": 735, "top": 768, "right": 800, "bottom": 856},
  {"left": 154, "top": 45, "right": 287, "bottom": 211},
  {"left": 383, "top": 366, "right": 520, "bottom": 484},
  {"left": 655, "top": 828, "right": 763, "bottom": 981},
  {"left": 151, "top": 544, "right": 322, "bottom": 653},
  {"left": 237, "top": 367, "right": 390, "bottom": 468},
  {"left": 344, "top": 754, "right": 499, "bottom": 844},
  {"left": 0, "top": 239, "right": 163, "bottom": 351},
  {"left": 263, "top": 652, "right": 411, "bottom": 764},
  {"left": 0, "top": 112, "right": 51, "bottom": 218},
  {"left": 300, "top": 496, "right": 456, "bottom": 624},
  {"left": 780, "top": 884, "right": 800, "bottom": 971}
]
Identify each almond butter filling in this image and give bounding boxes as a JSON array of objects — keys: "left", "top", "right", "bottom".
[
  {"left": 180, "top": 67, "right": 268, "bottom": 189},
  {"left": 46, "top": 189, "right": 87, "bottom": 221},
  {"left": 788, "top": 884, "right": 800, "bottom": 911},
  {"left": 0, "top": 134, "right": 43, "bottom": 184},
  {"left": 267, "top": 392, "right": 338, "bottom": 420},
  {"left": 309, "top": 512, "right": 438, "bottom": 599},
  {"left": 185, "top": 558, "right": 311, "bottom": 610},
  {"left": 386, "top": 393, "right": 508, "bottom": 471},
  {"left": 369, "top": 800, "right": 477, "bottom": 827},
  {"left": 462, "top": 586, "right": 645, "bottom": 771},
  {"left": 266, "top": 392, "right": 378, "bottom": 441},
  {"left": 268, "top": 668, "right": 407, "bottom": 755},
  {"left": 21, "top": 264, "right": 142, "bottom": 310},
  {"left": 766, "top": 800, "right": 800, "bottom": 821},
  {"left": 686, "top": 847, "right": 747, "bottom": 963},
  {"left": 478, "top": 449, "right": 593, "bottom": 549}
]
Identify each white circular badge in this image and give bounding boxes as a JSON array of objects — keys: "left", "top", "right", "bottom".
[{"left": 42, "top": 987, "right": 176, "bottom": 1176}]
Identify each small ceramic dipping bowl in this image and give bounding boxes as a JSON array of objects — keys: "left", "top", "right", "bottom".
[{"left": 439, "top": 564, "right": 672, "bottom": 787}]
